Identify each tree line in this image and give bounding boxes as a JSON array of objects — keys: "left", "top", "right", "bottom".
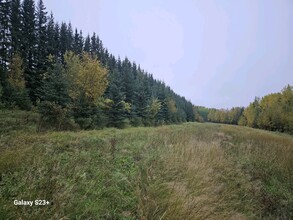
[
  {"left": 194, "top": 85, "right": 293, "bottom": 134},
  {"left": 0, "top": 0, "right": 195, "bottom": 130},
  {"left": 1, "top": 0, "right": 291, "bottom": 133}
]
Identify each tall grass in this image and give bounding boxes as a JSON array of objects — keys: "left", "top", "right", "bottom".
[{"left": 0, "top": 110, "right": 292, "bottom": 219}]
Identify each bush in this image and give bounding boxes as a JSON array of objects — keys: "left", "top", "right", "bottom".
[
  {"left": 74, "top": 117, "right": 93, "bottom": 130},
  {"left": 0, "top": 84, "right": 5, "bottom": 109},
  {"left": 37, "top": 101, "right": 78, "bottom": 131},
  {"left": 11, "top": 89, "right": 32, "bottom": 110},
  {"left": 131, "top": 116, "right": 143, "bottom": 127}
]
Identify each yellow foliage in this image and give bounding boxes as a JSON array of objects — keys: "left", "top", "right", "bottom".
[
  {"left": 96, "top": 97, "right": 113, "bottom": 109},
  {"left": 121, "top": 100, "right": 131, "bottom": 113},
  {"left": 167, "top": 98, "right": 177, "bottom": 113},
  {"left": 64, "top": 51, "right": 108, "bottom": 103},
  {"left": 148, "top": 98, "right": 162, "bottom": 119},
  {"left": 8, "top": 53, "right": 25, "bottom": 90}
]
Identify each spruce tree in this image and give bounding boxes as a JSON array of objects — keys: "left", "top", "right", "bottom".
[
  {"left": 36, "top": 0, "right": 48, "bottom": 82},
  {"left": 11, "top": 0, "right": 22, "bottom": 54},
  {"left": 73, "top": 28, "right": 83, "bottom": 54},
  {"left": 39, "top": 59, "right": 70, "bottom": 106},
  {"left": 90, "top": 32, "right": 97, "bottom": 56},
  {"left": 84, "top": 34, "right": 90, "bottom": 53},
  {"left": 46, "top": 12, "right": 56, "bottom": 57},
  {"left": 72, "top": 28, "right": 79, "bottom": 54},
  {"left": 67, "top": 22, "right": 73, "bottom": 50},
  {"left": 0, "top": 0, "right": 11, "bottom": 71},
  {"left": 53, "top": 22, "right": 60, "bottom": 58},
  {"left": 59, "top": 22, "right": 67, "bottom": 59},
  {"left": 106, "top": 68, "right": 128, "bottom": 128},
  {"left": 21, "top": 0, "right": 37, "bottom": 102},
  {"left": 121, "top": 57, "right": 134, "bottom": 104},
  {"left": 0, "top": 0, "right": 199, "bottom": 129},
  {"left": 0, "top": 0, "right": 11, "bottom": 101}
]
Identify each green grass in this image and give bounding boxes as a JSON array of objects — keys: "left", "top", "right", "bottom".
[{"left": 0, "top": 110, "right": 293, "bottom": 219}]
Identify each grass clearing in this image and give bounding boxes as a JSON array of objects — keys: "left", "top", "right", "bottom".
[{"left": 0, "top": 110, "right": 292, "bottom": 219}]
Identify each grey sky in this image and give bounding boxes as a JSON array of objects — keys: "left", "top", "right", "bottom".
[{"left": 43, "top": 0, "right": 293, "bottom": 108}]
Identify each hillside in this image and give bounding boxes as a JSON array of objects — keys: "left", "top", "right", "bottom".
[{"left": 1, "top": 110, "right": 292, "bottom": 219}]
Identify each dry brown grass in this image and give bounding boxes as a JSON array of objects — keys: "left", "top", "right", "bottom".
[
  {"left": 156, "top": 132, "right": 254, "bottom": 219},
  {"left": 138, "top": 124, "right": 293, "bottom": 219}
]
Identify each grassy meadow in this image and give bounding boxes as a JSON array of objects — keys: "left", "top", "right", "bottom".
[{"left": 0, "top": 110, "right": 293, "bottom": 219}]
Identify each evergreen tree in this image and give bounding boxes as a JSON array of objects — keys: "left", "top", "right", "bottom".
[
  {"left": 106, "top": 67, "right": 129, "bottom": 128},
  {"left": 72, "top": 28, "right": 83, "bottom": 54},
  {"left": 121, "top": 57, "right": 134, "bottom": 104},
  {"left": 53, "top": 22, "right": 60, "bottom": 58},
  {"left": 0, "top": 0, "right": 205, "bottom": 130},
  {"left": 67, "top": 22, "right": 73, "bottom": 51},
  {"left": 95, "top": 35, "right": 103, "bottom": 60},
  {"left": 0, "top": 0, "right": 11, "bottom": 71},
  {"left": 46, "top": 12, "right": 56, "bottom": 57},
  {"left": 38, "top": 57, "right": 73, "bottom": 131},
  {"left": 0, "top": 81, "right": 3, "bottom": 105},
  {"left": 0, "top": 0, "right": 11, "bottom": 102},
  {"left": 132, "top": 72, "right": 151, "bottom": 125},
  {"left": 39, "top": 58, "right": 70, "bottom": 106},
  {"left": 59, "top": 22, "right": 68, "bottom": 59},
  {"left": 59, "top": 22, "right": 73, "bottom": 59},
  {"left": 156, "top": 85, "right": 170, "bottom": 124},
  {"left": 84, "top": 34, "right": 90, "bottom": 53},
  {"left": 21, "top": 0, "right": 37, "bottom": 101},
  {"left": 106, "top": 54, "right": 116, "bottom": 73},
  {"left": 36, "top": 0, "right": 48, "bottom": 81},
  {"left": 90, "top": 32, "right": 97, "bottom": 56},
  {"left": 10, "top": 0, "right": 22, "bottom": 54}
]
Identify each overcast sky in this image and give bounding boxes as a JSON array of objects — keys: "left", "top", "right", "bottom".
[{"left": 43, "top": 0, "right": 293, "bottom": 109}]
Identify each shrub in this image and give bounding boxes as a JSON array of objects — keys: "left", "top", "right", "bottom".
[{"left": 37, "top": 101, "right": 78, "bottom": 131}]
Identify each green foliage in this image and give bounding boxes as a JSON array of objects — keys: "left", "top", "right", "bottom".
[
  {"left": 194, "top": 106, "right": 208, "bottom": 122},
  {"left": 35, "top": 0, "right": 48, "bottom": 76},
  {"left": 207, "top": 107, "right": 244, "bottom": 125},
  {"left": 37, "top": 101, "right": 77, "bottom": 131},
  {"left": 105, "top": 68, "right": 129, "bottom": 128},
  {"left": 7, "top": 53, "right": 31, "bottom": 110},
  {"left": 64, "top": 51, "right": 108, "bottom": 103},
  {"left": 21, "top": 0, "right": 38, "bottom": 102},
  {"left": 8, "top": 53, "right": 25, "bottom": 89},
  {"left": 240, "top": 85, "right": 293, "bottom": 134},
  {"left": 71, "top": 98, "right": 106, "bottom": 129},
  {"left": 0, "top": 83, "right": 4, "bottom": 109},
  {"left": 0, "top": 0, "right": 11, "bottom": 72},
  {"left": 145, "top": 97, "right": 161, "bottom": 125},
  {"left": 11, "top": 0, "right": 22, "bottom": 53},
  {"left": 280, "top": 85, "right": 293, "bottom": 132},
  {"left": 205, "top": 85, "right": 293, "bottom": 135},
  {"left": 39, "top": 59, "right": 70, "bottom": 106},
  {"left": 63, "top": 51, "right": 109, "bottom": 129},
  {"left": 243, "top": 97, "right": 260, "bottom": 128},
  {"left": 0, "top": 0, "right": 196, "bottom": 128},
  {"left": 258, "top": 93, "right": 283, "bottom": 131}
]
